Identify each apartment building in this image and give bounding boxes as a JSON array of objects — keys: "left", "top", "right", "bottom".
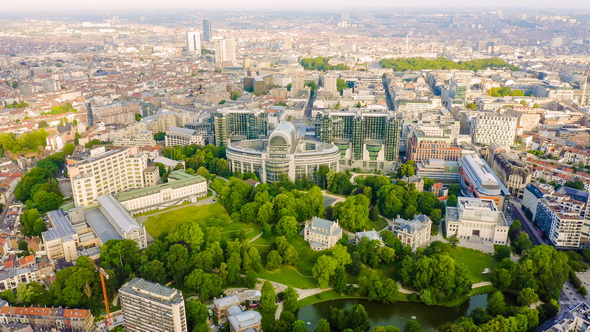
[
  {"left": 143, "top": 166, "right": 160, "bottom": 187},
  {"left": 92, "top": 101, "right": 140, "bottom": 125},
  {"left": 445, "top": 197, "right": 509, "bottom": 245},
  {"left": 165, "top": 127, "right": 205, "bottom": 147},
  {"left": 459, "top": 154, "right": 510, "bottom": 208},
  {"left": 392, "top": 214, "right": 432, "bottom": 251},
  {"left": 415, "top": 158, "right": 461, "bottom": 181},
  {"left": 67, "top": 147, "right": 148, "bottom": 206},
  {"left": 119, "top": 278, "right": 188, "bottom": 332},
  {"left": 113, "top": 130, "right": 156, "bottom": 147},
  {"left": 314, "top": 109, "right": 402, "bottom": 172},
  {"left": 116, "top": 171, "right": 207, "bottom": 214},
  {"left": 536, "top": 197, "right": 588, "bottom": 249},
  {"left": 469, "top": 112, "right": 517, "bottom": 147},
  {"left": 0, "top": 306, "right": 94, "bottom": 331},
  {"left": 487, "top": 145, "right": 532, "bottom": 198},
  {"left": 303, "top": 217, "right": 342, "bottom": 251}
]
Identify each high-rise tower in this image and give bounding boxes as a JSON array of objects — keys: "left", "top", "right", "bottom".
[{"left": 203, "top": 19, "right": 212, "bottom": 42}]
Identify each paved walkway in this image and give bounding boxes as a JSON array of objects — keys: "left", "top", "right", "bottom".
[
  {"left": 248, "top": 232, "right": 263, "bottom": 243},
  {"left": 472, "top": 281, "right": 493, "bottom": 288}
]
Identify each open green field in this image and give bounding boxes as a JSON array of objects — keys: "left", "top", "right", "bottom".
[
  {"left": 210, "top": 177, "right": 227, "bottom": 194},
  {"left": 451, "top": 247, "right": 499, "bottom": 283},
  {"left": 143, "top": 203, "right": 261, "bottom": 241},
  {"left": 258, "top": 266, "right": 318, "bottom": 289}
]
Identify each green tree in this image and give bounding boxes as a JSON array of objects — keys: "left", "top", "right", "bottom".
[
  {"left": 153, "top": 132, "right": 166, "bottom": 141},
  {"left": 518, "top": 288, "right": 539, "bottom": 306},
  {"left": 404, "top": 319, "right": 423, "bottom": 332},
  {"left": 186, "top": 300, "right": 209, "bottom": 331},
  {"left": 315, "top": 319, "right": 331, "bottom": 332},
  {"left": 0, "top": 289, "right": 16, "bottom": 303},
  {"left": 230, "top": 90, "right": 242, "bottom": 100},
  {"left": 139, "top": 260, "right": 168, "bottom": 284},
  {"left": 275, "top": 215, "right": 298, "bottom": 238},
  {"left": 312, "top": 255, "right": 339, "bottom": 288},
  {"left": 336, "top": 79, "right": 348, "bottom": 93},
  {"left": 333, "top": 194, "right": 370, "bottom": 231},
  {"left": 166, "top": 244, "right": 192, "bottom": 285},
  {"left": 260, "top": 281, "right": 277, "bottom": 314},
  {"left": 283, "top": 286, "right": 299, "bottom": 312},
  {"left": 494, "top": 245, "right": 512, "bottom": 261},
  {"left": 266, "top": 250, "right": 283, "bottom": 270},
  {"left": 166, "top": 222, "right": 204, "bottom": 250},
  {"left": 487, "top": 291, "right": 506, "bottom": 316}
]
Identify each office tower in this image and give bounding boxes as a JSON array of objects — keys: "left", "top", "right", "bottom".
[
  {"left": 119, "top": 278, "right": 188, "bottom": 332},
  {"left": 291, "top": 75, "right": 306, "bottom": 94},
  {"left": 323, "top": 74, "right": 338, "bottom": 96},
  {"left": 214, "top": 38, "right": 236, "bottom": 65},
  {"left": 315, "top": 109, "right": 401, "bottom": 172},
  {"left": 458, "top": 154, "right": 510, "bottom": 208},
  {"left": 407, "top": 128, "right": 462, "bottom": 162},
  {"left": 203, "top": 19, "right": 212, "bottom": 42},
  {"left": 284, "top": 35, "right": 293, "bottom": 50},
  {"left": 186, "top": 31, "right": 201, "bottom": 54},
  {"left": 67, "top": 147, "right": 148, "bottom": 206},
  {"left": 211, "top": 109, "right": 268, "bottom": 146}
]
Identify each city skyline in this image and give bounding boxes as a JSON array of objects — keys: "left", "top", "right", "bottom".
[{"left": 3, "top": 0, "right": 590, "bottom": 12}]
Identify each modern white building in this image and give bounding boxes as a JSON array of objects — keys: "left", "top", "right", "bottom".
[
  {"left": 458, "top": 154, "right": 510, "bottom": 208},
  {"left": 469, "top": 112, "right": 517, "bottom": 147},
  {"left": 393, "top": 214, "right": 432, "bottom": 251},
  {"left": 186, "top": 31, "right": 201, "bottom": 54},
  {"left": 445, "top": 197, "right": 509, "bottom": 245},
  {"left": 116, "top": 171, "right": 207, "bottom": 214},
  {"left": 119, "top": 278, "right": 188, "bottom": 332},
  {"left": 85, "top": 195, "right": 148, "bottom": 249},
  {"left": 165, "top": 126, "right": 206, "bottom": 147},
  {"left": 303, "top": 217, "right": 342, "bottom": 250},
  {"left": 226, "top": 122, "right": 340, "bottom": 183},
  {"left": 68, "top": 147, "right": 148, "bottom": 207},
  {"left": 214, "top": 38, "right": 236, "bottom": 65}
]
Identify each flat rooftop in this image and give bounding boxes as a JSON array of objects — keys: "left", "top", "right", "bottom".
[{"left": 120, "top": 278, "right": 184, "bottom": 305}]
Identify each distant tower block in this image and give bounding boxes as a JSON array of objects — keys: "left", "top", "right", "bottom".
[
  {"left": 186, "top": 31, "right": 201, "bottom": 54},
  {"left": 203, "top": 19, "right": 212, "bottom": 42},
  {"left": 284, "top": 35, "right": 293, "bottom": 50}
]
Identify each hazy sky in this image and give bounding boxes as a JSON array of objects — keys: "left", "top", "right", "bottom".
[{"left": 4, "top": 0, "right": 589, "bottom": 12}]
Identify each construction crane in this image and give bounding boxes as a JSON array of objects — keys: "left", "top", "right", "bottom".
[{"left": 83, "top": 256, "right": 111, "bottom": 330}]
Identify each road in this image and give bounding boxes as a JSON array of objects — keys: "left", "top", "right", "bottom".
[{"left": 508, "top": 199, "right": 545, "bottom": 245}]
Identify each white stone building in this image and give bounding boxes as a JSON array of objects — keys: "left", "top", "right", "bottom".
[
  {"left": 303, "top": 217, "right": 342, "bottom": 250},
  {"left": 445, "top": 197, "right": 509, "bottom": 245},
  {"left": 392, "top": 214, "right": 432, "bottom": 251}
]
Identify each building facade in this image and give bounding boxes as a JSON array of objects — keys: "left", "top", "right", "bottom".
[
  {"left": 458, "top": 154, "right": 510, "bottom": 208},
  {"left": 487, "top": 145, "right": 532, "bottom": 198},
  {"left": 445, "top": 197, "right": 509, "bottom": 245},
  {"left": 165, "top": 127, "right": 206, "bottom": 147},
  {"left": 392, "top": 214, "right": 432, "bottom": 251},
  {"left": 314, "top": 109, "right": 402, "bottom": 172},
  {"left": 119, "top": 278, "right": 187, "bottom": 332},
  {"left": 67, "top": 147, "right": 148, "bottom": 206},
  {"left": 0, "top": 306, "right": 94, "bottom": 331},
  {"left": 211, "top": 109, "right": 268, "bottom": 147},
  {"left": 303, "top": 217, "right": 342, "bottom": 251},
  {"left": 407, "top": 128, "right": 462, "bottom": 162},
  {"left": 535, "top": 197, "right": 587, "bottom": 249},
  {"left": 469, "top": 112, "right": 517, "bottom": 147},
  {"left": 226, "top": 122, "right": 340, "bottom": 183},
  {"left": 96, "top": 195, "right": 148, "bottom": 249},
  {"left": 116, "top": 171, "right": 207, "bottom": 214}
]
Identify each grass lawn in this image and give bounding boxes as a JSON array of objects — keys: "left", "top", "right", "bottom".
[
  {"left": 451, "top": 247, "right": 499, "bottom": 283},
  {"left": 298, "top": 290, "right": 364, "bottom": 308},
  {"left": 210, "top": 177, "right": 227, "bottom": 194},
  {"left": 367, "top": 217, "right": 389, "bottom": 231},
  {"left": 258, "top": 266, "right": 318, "bottom": 289},
  {"left": 143, "top": 203, "right": 261, "bottom": 242}
]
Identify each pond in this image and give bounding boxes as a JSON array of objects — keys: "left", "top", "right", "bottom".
[{"left": 297, "top": 294, "right": 490, "bottom": 331}]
